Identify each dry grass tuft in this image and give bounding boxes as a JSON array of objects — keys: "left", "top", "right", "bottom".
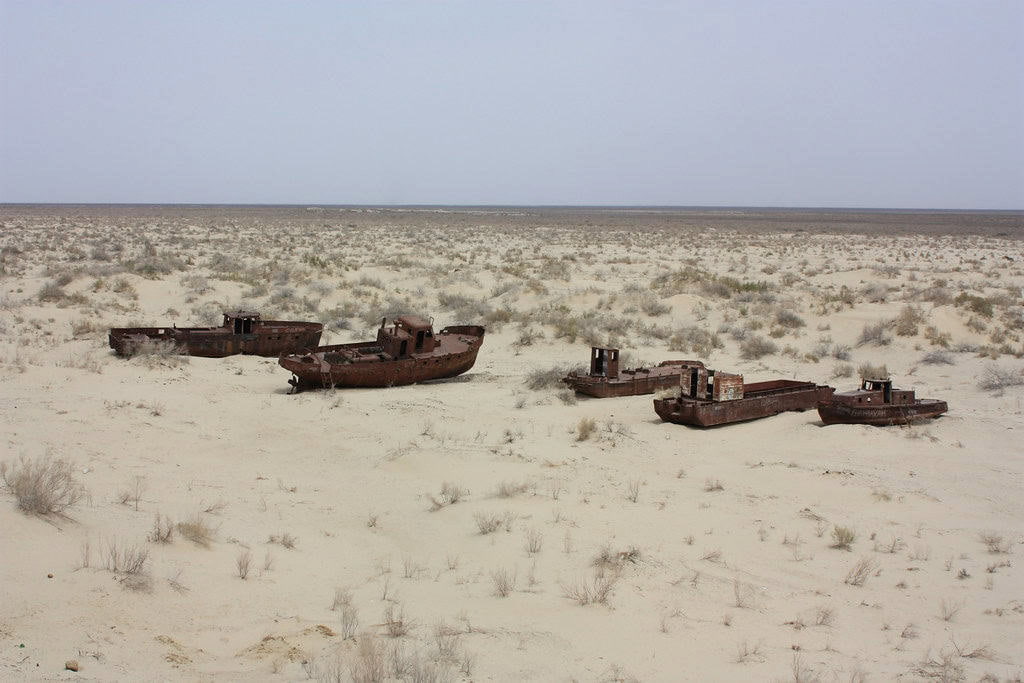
[
  {"left": 576, "top": 417, "right": 598, "bottom": 441},
  {"left": 1, "top": 454, "right": 84, "bottom": 515},
  {"left": 428, "top": 481, "right": 468, "bottom": 511},
  {"left": 560, "top": 572, "right": 619, "bottom": 605},
  {"left": 844, "top": 556, "right": 878, "bottom": 586},
  {"left": 125, "top": 338, "right": 189, "bottom": 368},
  {"left": 177, "top": 515, "right": 216, "bottom": 548},
  {"left": 830, "top": 525, "right": 857, "bottom": 550}
]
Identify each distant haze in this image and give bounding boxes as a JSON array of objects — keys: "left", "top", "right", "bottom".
[{"left": 1, "top": 1, "right": 1021, "bottom": 209}]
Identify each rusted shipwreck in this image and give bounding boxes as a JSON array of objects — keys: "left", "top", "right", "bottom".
[
  {"left": 818, "top": 377, "right": 948, "bottom": 426},
  {"left": 562, "top": 347, "right": 703, "bottom": 398},
  {"left": 279, "top": 315, "right": 485, "bottom": 391},
  {"left": 653, "top": 365, "right": 834, "bottom": 427},
  {"left": 109, "top": 311, "right": 323, "bottom": 358}
]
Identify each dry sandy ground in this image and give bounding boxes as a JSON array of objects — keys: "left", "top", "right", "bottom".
[{"left": 0, "top": 206, "right": 1022, "bottom": 681}]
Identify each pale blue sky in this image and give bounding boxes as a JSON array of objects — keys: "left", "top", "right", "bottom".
[{"left": 1, "top": 1, "right": 1021, "bottom": 208}]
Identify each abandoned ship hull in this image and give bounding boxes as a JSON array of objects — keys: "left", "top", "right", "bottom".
[
  {"left": 280, "top": 325, "right": 485, "bottom": 389},
  {"left": 654, "top": 381, "right": 834, "bottom": 427},
  {"left": 109, "top": 322, "right": 323, "bottom": 358},
  {"left": 817, "top": 399, "right": 947, "bottom": 426},
  {"left": 563, "top": 364, "right": 695, "bottom": 398}
]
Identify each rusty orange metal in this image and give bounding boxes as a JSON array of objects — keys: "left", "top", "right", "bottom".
[
  {"left": 109, "top": 311, "right": 323, "bottom": 358},
  {"left": 279, "top": 315, "right": 485, "bottom": 391}
]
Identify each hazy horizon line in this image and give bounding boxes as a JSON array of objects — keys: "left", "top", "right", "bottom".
[{"left": 2, "top": 202, "right": 1021, "bottom": 214}]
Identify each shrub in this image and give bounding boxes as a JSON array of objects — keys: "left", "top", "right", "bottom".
[
  {"left": 125, "top": 339, "right": 188, "bottom": 368},
  {"left": 857, "top": 320, "right": 892, "bottom": 346},
  {"left": 576, "top": 417, "right": 597, "bottom": 441},
  {"left": 893, "top": 305, "right": 926, "bottom": 336},
  {"left": 977, "top": 365, "right": 1024, "bottom": 391},
  {"left": 857, "top": 363, "right": 888, "bottom": 380},
  {"left": 830, "top": 525, "right": 856, "bottom": 550},
  {"left": 955, "top": 293, "right": 994, "bottom": 318},
  {"left": 525, "top": 364, "right": 579, "bottom": 390},
  {"left": 1, "top": 455, "right": 84, "bottom": 515},
  {"left": 775, "top": 309, "right": 805, "bottom": 329},
  {"left": 739, "top": 336, "right": 777, "bottom": 360},
  {"left": 177, "top": 515, "right": 216, "bottom": 547},
  {"left": 920, "top": 350, "right": 954, "bottom": 365}
]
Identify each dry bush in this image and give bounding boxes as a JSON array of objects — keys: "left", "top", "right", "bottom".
[
  {"left": 560, "top": 572, "right": 619, "bottom": 605},
  {"left": 921, "top": 349, "right": 955, "bottom": 365},
  {"left": 125, "top": 338, "right": 189, "bottom": 368},
  {"left": 177, "top": 515, "right": 216, "bottom": 548},
  {"left": 978, "top": 531, "right": 1010, "bottom": 554},
  {"left": 236, "top": 549, "right": 252, "bottom": 579},
  {"left": 268, "top": 532, "right": 297, "bottom": 549},
  {"left": 739, "top": 336, "right": 777, "bottom": 360},
  {"left": 775, "top": 309, "right": 805, "bottom": 329},
  {"left": 576, "top": 417, "right": 597, "bottom": 441},
  {"left": 1, "top": 455, "right": 84, "bottom": 515},
  {"left": 104, "top": 538, "right": 149, "bottom": 575},
  {"left": 857, "top": 363, "right": 888, "bottom": 380},
  {"left": 857, "top": 320, "right": 892, "bottom": 346},
  {"left": 939, "top": 598, "right": 964, "bottom": 622},
  {"left": 591, "top": 544, "right": 641, "bottom": 570},
  {"left": 668, "top": 325, "right": 724, "bottom": 356},
  {"left": 893, "top": 305, "right": 926, "bottom": 336},
  {"left": 703, "top": 478, "right": 724, "bottom": 492},
  {"left": 148, "top": 513, "right": 174, "bottom": 543},
  {"left": 490, "top": 567, "right": 517, "bottom": 597},
  {"left": 830, "top": 363, "right": 854, "bottom": 379},
  {"left": 735, "top": 640, "right": 765, "bottom": 664},
  {"left": 912, "top": 649, "right": 964, "bottom": 681},
  {"left": 525, "top": 364, "right": 580, "bottom": 390},
  {"left": 524, "top": 528, "right": 543, "bottom": 555},
  {"left": 428, "top": 481, "right": 468, "bottom": 511},
  {"left": 977, "top": 365, "right": 1024, "bottom": 392},
  {"left": 383, "top": 603, "right": 413, "bottom": 637},
  {"left": 844, "top": 556, "right": 878, "bottom": 586},
  {"left": 473, "top": 512, "right": 504, "bottom": 535},
  {"left": 830, "top": 525, "right": 857, "bottom": 550},
  {"left": 496, "top": 480, "right": 531, "bottom": 498}
]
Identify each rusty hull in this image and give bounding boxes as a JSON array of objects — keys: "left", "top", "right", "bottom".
[
  {"left": 818, "top": 378, "right": 947, "bottom": 425},
  {"left": 280, "top": 316, "right": 485, "bottom": 390},
  {"left": 654, "top": 366, "right": 834, "bottom": 427},
  {"left": 109, "top": 311, "right": 323, "bottom": 358},
  {"left": 562, "top": 347, "right": 705, "bottom": 398}
]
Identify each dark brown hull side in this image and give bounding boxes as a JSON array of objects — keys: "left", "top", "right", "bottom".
[
  {"left": 563, "top": 371, "right": 686, "bottom": 398},
  {"left": 282, "top": 346, "right": 482, "bottom": 389},
  {"left": 280, "top": 326, "right": 485, "bottom": 389},
  {"left": 654, "top": 384, "right": 833, "bottom": 427},
  {"left": 109, "top": 322, "right": 323, "bottom": 358},
  {"left": 817, "top": 399, "right": 948, "bottom": 426}
]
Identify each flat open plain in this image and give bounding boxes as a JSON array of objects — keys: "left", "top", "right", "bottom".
[{"left": 1, "top": 205, "right": 1022, "bottom": 681}]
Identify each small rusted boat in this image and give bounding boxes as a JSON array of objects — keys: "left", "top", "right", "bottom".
[
  {"left": 653, "top": 364, "right": 834, "bottom": 427},
  {"left": 109, "top": 311, "right": 323, "bottom": 358},
  {"left": 817, "top": 377, "right": 947, "bottom": 425},
  {"left": 280, "top": 315, "right": 485, "bottom": 391},
  {"left": 562, "top": 347, "right": 704, "bottom": 398}
]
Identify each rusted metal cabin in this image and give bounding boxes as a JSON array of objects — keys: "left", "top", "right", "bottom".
[
  {"left": 109, "top": 311, "right": 323, "bottom": 358},
  {"left": 818, "top": 377, "right": 947, "bottom": 425},
  {"left": 562, "top": 347, "right": 703, "bottom": 398},
  {"left": 654, "top": 365, "right": 833, "bottom": 427},
  {"left": 279, "top": 315, "right": 485, "bottom": 390}
]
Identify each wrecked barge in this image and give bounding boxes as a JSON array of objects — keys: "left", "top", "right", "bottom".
[
  {"left": 562, "top": 347, "right": 704, "bottom": 398},
  {"left": 817, "top": 377, "right": 948, "bottom": 426},
  {"left": 109, "top": 311, "right": 323, "bottom": 358},
  {"left": 653, "top": 365, "right": 834, "bottom": 427},
  {"left": 280, "top": 315, "right": 485, "bottom": 391}
]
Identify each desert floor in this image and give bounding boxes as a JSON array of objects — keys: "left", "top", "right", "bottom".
[{"left": 0, "top": 205, "right": 1022, "bottom": 682}]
